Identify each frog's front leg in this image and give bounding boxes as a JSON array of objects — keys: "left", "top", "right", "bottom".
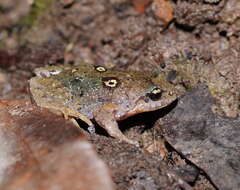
[{"left": 93, "top": 103, "right": 139, "bottom": 146}]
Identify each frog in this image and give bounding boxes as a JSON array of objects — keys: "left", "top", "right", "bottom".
[{"left": 29, "top": 63, "right": 178, "bottom": 146}]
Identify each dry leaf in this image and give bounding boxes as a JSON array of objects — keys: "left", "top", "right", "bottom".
[{"left": 0, "top": 100, "right": 115, "bottom": 190}]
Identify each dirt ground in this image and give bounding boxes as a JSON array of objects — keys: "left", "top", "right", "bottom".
[{"left": 0, "top": 0, "right": 239, "bottom": 189}]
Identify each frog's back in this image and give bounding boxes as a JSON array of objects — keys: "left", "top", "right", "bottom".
[
  {"left": 30, "top": 63, "right": 176, "bottom": 120},
  {"left": 50, "top": 64, "right": 155, "bottom": 117},
  {"left": 30, "top": 64, "right": 107, "bottom": 118}
]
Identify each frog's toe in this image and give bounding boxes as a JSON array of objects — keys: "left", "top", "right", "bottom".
[
  {"left": 93, "top": 103, "right": 139, "bottom": 146},
  {"left": 124, "top": 138, "right": 139, "bottom": 147}
]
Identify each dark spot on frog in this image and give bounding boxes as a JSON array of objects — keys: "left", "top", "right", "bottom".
[
  {"left": 167, "top": 70, "right": 178, "bottom": 82},
  {"left": 102, "top": 77, "right": 120, "bottom": 88},
  {"left": 68, "top": 77, "right": 85, "bottom": 96},
  {"left": 56, "top": 58, "right": 65, "bottom": 64},
  {"left": 68, "top": 60, "right": 75, "bottom": 65}
]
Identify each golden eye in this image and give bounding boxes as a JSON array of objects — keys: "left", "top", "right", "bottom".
[
  {"left": 95, "top": 65, "right": 107, "bottom": 72},
  {"left": 102, "top": 77, "right": 119, "bottom": 88},
  {"left": 147, "top": 87, "right": 162, "bottom": 101},
  {"left": 151, "top": 88, "right": 162, "bottom": 95}
]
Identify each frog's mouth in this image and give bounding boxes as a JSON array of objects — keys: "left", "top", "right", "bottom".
[{"left": 116, "top": 91, "right": 177, "bottom": 120}]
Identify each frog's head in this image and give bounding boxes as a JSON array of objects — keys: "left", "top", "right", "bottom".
[{"left": 111, "top": 72, "right": 179, "bottom": 120}]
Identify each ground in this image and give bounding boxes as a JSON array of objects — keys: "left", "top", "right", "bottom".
[{"left": 0, "top": 0, "right": 239, "bottom": 189}]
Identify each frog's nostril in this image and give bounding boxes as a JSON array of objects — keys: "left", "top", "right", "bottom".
[{"left": 143, "top": 96, "right": 150, "bottom": 103}]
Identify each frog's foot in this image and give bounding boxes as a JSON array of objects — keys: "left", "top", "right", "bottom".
[
  {"left": 39, "top": 103, "right": 95, "bottom": 131},
  {"left": 93, "top": 103, "right": 139, "bottom": 146}
]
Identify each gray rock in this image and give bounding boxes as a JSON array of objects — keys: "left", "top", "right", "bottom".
[{"left": 162, "top": 84, "right": 240, "bottom": 190}]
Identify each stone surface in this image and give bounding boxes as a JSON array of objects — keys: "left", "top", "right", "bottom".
[{"left": 162, "top": 84, "right": 240, "bottom": 190}]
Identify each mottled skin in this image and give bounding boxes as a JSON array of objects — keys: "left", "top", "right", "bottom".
[{"left": 29, "top": 63, "right": 177, "bottom": 145}]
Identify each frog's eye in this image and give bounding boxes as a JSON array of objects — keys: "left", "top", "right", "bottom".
[
  {"left": 102, "top": 77, "right": 119, "bottom": 88},
  {"left": 147, "top": 87, "right": 162, "bottom": 101},
  {"left": 95, "top": 65, "right": 107, "bottom": 72}
]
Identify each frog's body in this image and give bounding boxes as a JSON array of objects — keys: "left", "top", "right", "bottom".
[{"left": 29, "top": 63, "right": 177, "bottom": 145}]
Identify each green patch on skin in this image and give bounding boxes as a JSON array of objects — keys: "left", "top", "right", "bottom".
[{"left": 20, "top": 0, "right": 53, "bottom": 27}]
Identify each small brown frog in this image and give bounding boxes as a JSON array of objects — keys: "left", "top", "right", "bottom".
[{"left": 29, "top": 63, "right": 177, "bottom": 145}]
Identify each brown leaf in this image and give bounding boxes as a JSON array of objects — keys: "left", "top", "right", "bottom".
[
  {"left": 0, "top": 100, "right": 115, "bottom": 190},
  {"left": 152, "top": 0, "right": 174, "bottom": 24},
  {"left": 132, "top": 0, "right": 152, "bottom": 13}
]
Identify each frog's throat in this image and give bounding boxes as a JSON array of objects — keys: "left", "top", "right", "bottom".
[{"left": 116, "top": 95, "right": 177, "bottom": 120}]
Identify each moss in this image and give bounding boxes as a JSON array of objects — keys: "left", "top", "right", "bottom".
[
  {"left": 0, "top": 42, "right": 5, "bottom": 49},
  {"left": 20, "top": 0, "right": 53, "bottom": 27}
]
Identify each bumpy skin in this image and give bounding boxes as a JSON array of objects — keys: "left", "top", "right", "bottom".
[{"left": 29, "top": 63, "right": 178, "bottom": 145}]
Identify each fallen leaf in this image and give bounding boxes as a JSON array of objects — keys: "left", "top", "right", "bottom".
[
  {"left": 132, "top": 0, "right": 152, "bottom": 13},
  {"left": 0, "top": 100, "right": 115, "bottom": 190},
  {"left": 152, "top": 0, "right": 174, "bottom": 24}
]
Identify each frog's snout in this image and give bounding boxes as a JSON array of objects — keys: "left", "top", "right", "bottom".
[{"left": 126, "top": 89, "right": 177, "bottom": 117}]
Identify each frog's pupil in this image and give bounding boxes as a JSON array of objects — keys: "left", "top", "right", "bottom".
[{"left": 109, "top": 81, "right": 114, "bottom": 85}]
